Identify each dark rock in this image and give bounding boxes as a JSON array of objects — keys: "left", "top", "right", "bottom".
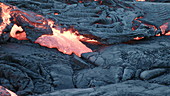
[
  {"left": 1, "top": 1, "right": 170, "bottom": 96},
  {"left": 94, "top": 56, "right": 105, "bottom": 66},
  {"left": 35, "top": 80, "right": 170, "bottom": 96},
  {"left": 72, "top": 55, "right": 90, "bottom": 70},
  {"left": 83, "top": 36, "right": 170, "bottom": 69},
  {"left": 89, "top": 80, "right": 170, "bottom": 96},
  {"left": 135, "top": 69, "right": 142, "bottom": 78},
  {"left": 140, "top": 68, "right": 166, "bottom": 80},
  {"left": 0, "top": 43, "right": 74, "bottom": 95},
  {"left": 129, "top": 2, "right": 170, "bottom": 28},
  {"left": 81, "top": 52, "right": 99, "bottom": 60},
  {"left": 48, "top": 63, "right": 74, "bottom": 89},
  {"left": 122, "top": 67, "right": 135, "bottom": 81},
  {"left": 149, "top": 73, "right": 170, "bottom": 85},
  {"left": 74, "top": 66, "right": 123, "bottom": 88},
  {"left": 36, "top": 88, "right": 94, "bottom": 96}
]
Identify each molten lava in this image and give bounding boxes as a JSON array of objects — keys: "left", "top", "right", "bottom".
[
  {"left": 133, "top": 16, "right": 170, "bottom": 40},
  {"left": 1, "top": 2, "right": 169, "bottom": 56},
  {"left": 0, "top": 2, "right": 93, "bottom": 57},
  {"left": 134, "top": 37, "right": 144, "bottom": 40},
  {"left": 54, "top": 13, "right": 59, "bottom": 15},
  {"left": 0, "top": 86, "right": 17, "bottom": 96},
  {"left": 0, "top": 3, "right": 12, "bottom": 35},
  {"left": 160, "top": 22, "right": 170, "bottom": 35},
  {"left": 10, "top": 24, "right": 28, "bottom": 40},
  {"left": 35, "top": 27, "right": 92, "bottom": 57}
]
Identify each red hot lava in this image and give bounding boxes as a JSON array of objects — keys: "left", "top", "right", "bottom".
[
  {"left": 0, "top": 86, "right": 17, "bottom": 96},
  {"left": 0, "top": 3, "right": 11, "bottom": 35},
  {"left": 160, "top": 22, "right": 170, "bottom": 35},
  {"left": 0, "top": 2, "right": 95, "bottom": 57},
  {"left": 35, "top": 26, "right": 93, "bottom": 57},
  {"left": 0, "top": 2, "right": 169, "bottom": 56},
  {"left": 10, "top": 24, "right": 28, "bottom": 40},
  {"left": 133, "top": 16, "right": 170, "bottom": 40}
]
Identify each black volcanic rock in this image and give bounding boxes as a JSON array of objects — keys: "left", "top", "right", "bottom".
[
  {"left": 81, "top": 36, "right": 170, "bottom": 87},
  {"left": 35, "top": 80, "right": 170, "bottom": 96},
  {"left": 140, "top": 68, "right": 166, "bottom": 80},
  {"left": 129, "top": 2, "right": 170, "bottom": 29},
  {"left": 0, "top": 0, "right": 170, "bottom": 96},
  {"left": 3, "top": 0, "right": 163, "bottom": 44},
  {"left": 82, "top": 36, "right": 170, "bottom": 69},
  {"left": 0, "top": 43, "right": 74, "bottom": 95},
  {"left": 74, "top": 66, "right": 123, "bottom": 88}
]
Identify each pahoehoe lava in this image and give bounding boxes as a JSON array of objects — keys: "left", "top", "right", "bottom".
[{"left": 0, "top": 0, "right": 170, "bottom": 96}]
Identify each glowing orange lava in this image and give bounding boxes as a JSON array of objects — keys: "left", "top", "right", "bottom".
[
  {"left": 35, "top": 27, "right": 92, "bottom": 57},
  {"left": 0, "top": 86, "right": 17, "bottom": 96},
  {"left": 133, "top": 22, "right": 170, "bottom": 40},
  {"left": 10, "top": 24, "right": 28, "bottom": 40},
  {"left": 134, "top": 37, "right": 144, "bottom": 40},
  {"left": 0, "top": 2, "right": 94, "bottom": 57},
  {"left": 54, "top": 13, "right": 59, "bottom": 15},
  {"left": 0, "top": 3, "right": 12, "bottom": 35},
  {"left": 133, "top": 16, "right": 170, "bottom": 40},
  {"left": 6, "top": 89, "right": 18, "bottom": 96},
  {"left": 2, "top": 2, "right": 169, "bottom": 57},
  {"left": 35, "top": 20, "right": 93, "bottom": 57},
  {"left": 160, "top": 22, "right": 169, "bottom": 35},
  {"left": 133, "top": 22, "right": 169, "bottom": 40}
]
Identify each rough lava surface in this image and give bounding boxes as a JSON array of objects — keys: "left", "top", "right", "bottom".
[{"left": 0, "top": 0, "right": 170, "bottom": 96}]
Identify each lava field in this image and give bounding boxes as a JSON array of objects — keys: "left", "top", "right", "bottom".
[{"left": 0, "top": 0, "right": 170, "bottom": 96}]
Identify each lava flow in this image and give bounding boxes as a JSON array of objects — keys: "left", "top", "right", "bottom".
[
  {"left": 0, "top": 3, "right": 12, "bottom": 35},
  {"left": 10, "top": 24, "right": 28, "bottom": 40},
  {"left": 1, "top": 2, "right": 169, "bottom": 56},
  {"left": 133, "top": 16, "right": 170, "bottom": 40},
  {"left": 160, "top": 22, "right": 170, "bottom": 35},
  {"left": 0, "top": 2, "right": 93, "bottom": 57},
  {"left": 133, "top": 22, "right": 170, "bottom": 40},
  {"left": 35, "top": 24, "right": 93, "bottom": 57}
]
